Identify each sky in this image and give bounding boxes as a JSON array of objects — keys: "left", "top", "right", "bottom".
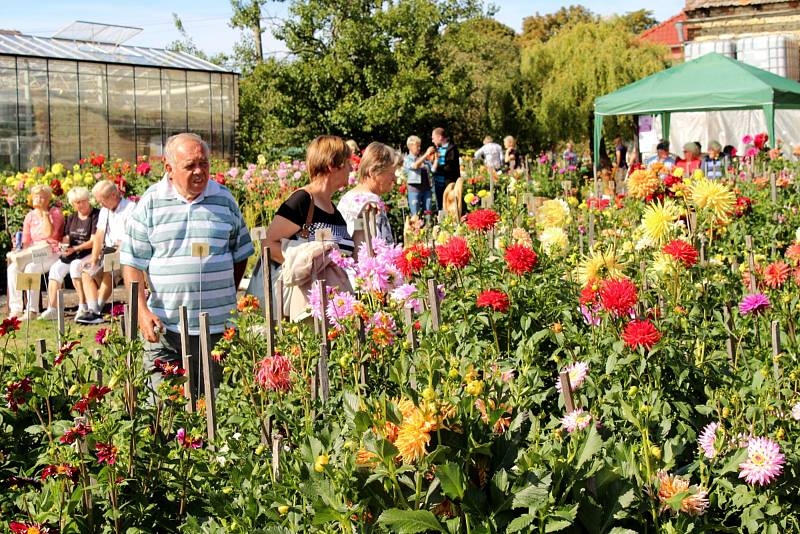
[{"left": 3, "top": 0, "right": 686, "bottom": 57}]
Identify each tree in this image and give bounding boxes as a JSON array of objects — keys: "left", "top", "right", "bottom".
[
  {"left": 520, "top": 19, "right": 668, "bottom": 149},
  {"left": 167, "top": 13, "right": 231, "bottom": 68},
  {"left": 230, "top": 0, "right": 271, "bottom": 65},
  {"left": 617, "top": 9, "right": 658, "bottom": 34},
  {"left": 519, "top": 5, "right": 596, "bottom": 48}
]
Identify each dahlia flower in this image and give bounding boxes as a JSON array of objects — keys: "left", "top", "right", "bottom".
[
  {"left": 626, "top": 169, "right": 660, "bottom": 199},
  {"left": 555, "top": 361, "right": 589, "bottom": 392},
  {"left": 640, "top": 199, "right": 680, "bottom": 244},
  {"left": 504, "top": 243, "right": 538, "bottom": 275},
  {"left": 622, "top": 320, "right": 661, "bottom": 351},
  {"left": 739, "top": 293, "right": 770, "bottom": 316},
  {"left": 255, "top": 353, "right": 293, "bottom": 392},
  {"left": 538, "top": 226, "right": 569, "bottom": 257},
  {"left": 655, "top": 471, "right": 709, "bottom": 516},
  {"left": 561, "top": 408, "right": 592, "bottom": 432},
  {"left": 662, "top": 239, "right": 698, "bottom": 268},
  {"left": 599, "top": 278, "right": 638, "bottom": 317},
  {"left": 436, "top": 236, "right": 471, "bottom": 269},
  {"left": 738, "top": 437, "right": 784, "bottom": 486},
  {"left": 536, "top": 199, "right": 571, "bottom": 228},
  {"left": 476, "top": 290, "right": 510, "bottom": 313},
  {"left": 763, "top": 261, "right": 790, "bottom": 289},
  {"left": 576, "top": 249, "right": 625, "bottom": 285},
  {"left": 698, "top": 421, "right": 721, "bottom": 459},
  {"left": 464, "top": 209, "right": 500, "bottom": 231},
  {"left": 689, "top": 178, "right": 735, "bottom": 222}
]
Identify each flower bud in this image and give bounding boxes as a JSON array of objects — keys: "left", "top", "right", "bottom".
[{"left": 278, "top": 505, "right": 289, "bottom": 515}]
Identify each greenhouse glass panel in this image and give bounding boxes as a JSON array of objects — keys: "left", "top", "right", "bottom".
[
  {"left": 187, "top": 71, "right": 211, "bottom": 145},
  {"left": 108, "top": 65, "right": 135, "bottom": 161},
  {"left": 0, "top": 56, "right": 18, "bottom": 170},
  {"left": 78, "top": 62, "right": 108, "bottom": 157},
  {"left": 210, "top": 73, "right": 223, "bottom": 157},
  {"left": 221, "top": 73, "right": 234, "bottom": 161},
  {"left": 162, "top": 68, "right": 187, "bottom": 140},
  {"left": 17, "top": 58, "right": 50, "bottom": 168},
  {"left": 135, "top": 67, "right": 162, "bottom": 157},
  {"left": 48, "top": 60, "right": 80, "bottom": 164}
]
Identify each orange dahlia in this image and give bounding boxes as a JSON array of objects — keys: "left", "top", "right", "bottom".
[
  {"left": 763, "top": 261, "right": 790, "bottom": 289},
  {"left": 626, "top": 169, "right": 660, "bottom": 199}
]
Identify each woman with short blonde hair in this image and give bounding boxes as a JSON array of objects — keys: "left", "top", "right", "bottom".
[
  {"left": 38, "top": 186, "right": 100, "bottom": 321},
  {"left": 503, "top": 136, "right": 518, "bottom": 170},
  {"left": 265, "top": 135, "right": 354, "bottom": 265},
  {"left": 6, "top": 184, "right": 65, "bottom": 318},
  {"left": 338, "top": 142, "right": 401, "bottom": 250}
]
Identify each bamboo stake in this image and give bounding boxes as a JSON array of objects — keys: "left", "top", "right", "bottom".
[
  {"left": 427, "top": 279, "right": 441, "bottom": 331},
  {"left": 199, "top": 313, "right": 217, "bottom": 450},
  {"left": 178, "top": 305, "right": 193, "bottom": 412},
  {"left": 745, "top": 235, "right": 756, "bottom": 293}
]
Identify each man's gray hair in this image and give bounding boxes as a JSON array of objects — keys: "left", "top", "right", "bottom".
[
  {"left": 406, "top": 135, "right": 421, "bottom": 148},
  {"left": 67, "top": 186, "right": 90, "bottom": 204},
  {"left": 164, "top": 133, "right": 210, "bottom": 165},
  {"left": 92, "top": 179, "right": 118, "bottom": 199}
]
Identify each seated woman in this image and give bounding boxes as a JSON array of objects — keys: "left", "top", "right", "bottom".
[
  {"left": 676, "top": 142, "right": 702, "bottom": 175},
  {"left": 6, "top": 184, "right": 64, "bottom": 319},
  {"left": 700, "top": 140, "right": 729, "bottom": 179},
  {"left": 265, "top": 135, "right": 355, "bottom": 265},
  {"left": 338, "top": 142, "right": 401, "bottom": 253},
  {"left": 38, "top": 187, "right": 99, "bottom": 321}
]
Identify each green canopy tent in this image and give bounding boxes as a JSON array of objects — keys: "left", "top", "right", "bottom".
[{"left": 593, "top": 52, "right": 800, "bottom": 170}]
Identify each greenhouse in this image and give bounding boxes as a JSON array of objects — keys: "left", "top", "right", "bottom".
[{"left": 0, "top": 23, "right": 238, "bottom": 171}]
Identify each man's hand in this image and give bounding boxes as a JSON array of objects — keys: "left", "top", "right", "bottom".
[{"left": 138, "top": 307, "right": 163, "bottom": 343}]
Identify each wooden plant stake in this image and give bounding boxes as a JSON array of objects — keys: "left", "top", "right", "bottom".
[
  {"left": 403, "top": 306, "right": 418, "bottom": 389},
  {"left": 769, "top": 172, "right": 777, "bottom": 204},
  {"left": 318, "top": 342, "right": 330, "bottom": 403},
  {"left": 699, "top": 236, "right": 707, "bottom": 266},
  {"left": 771, "top": 320, "right": 782, "bottom": 391},
  {"left": 579, "top": 232, "right": 584, "bottom": 256},
  {"left": 198, "top": 313, "right": 217, "bottom": 450},
  {"left": 178, "top": 305, "right": 194, "bottom": 413},
  {"left": 588, "top": 213, "right": 595, "bottom": 248},
  {"left": 35, "top": 339, "right": 48, "bottom": 369},
  {"left": 56, "top": 289, "right": 65, "bottom": 347},
  {"left": 745, "top": 235, "right": 756, "bottom": 293},
  {"left": 271, "top": 433, "right": 283, "bottom": 481},
  {"left": 558, "top": 370, "right": 576, "bottom": 413},
  {"left": 274, "top": 278, "right": 284, "bottom": 334},
  {"left": 427, "top": 279, "right": 441, "bottom": 331},
  {"left": 262, "top": 247, "right": 277, "bottom": 357},
  {"left": 722, "top": 304, "right": 736, "bottom": 367},
  {"left": 94, "top": 348, "right": 103, "bottom": 386},
  {"left": 125, "top": 281, "right": 139, "bottom": 416}
]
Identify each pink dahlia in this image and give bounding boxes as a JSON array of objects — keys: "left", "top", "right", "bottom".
[
  {"left": 555, "top": 361, "right": 589, "bottom": 392},
  {"left": 255, "top": 353, "right": 293, "bottom": 392},
  {"left": 739, "top": 293, "right": 770, "bottom": 316},
  {"left": 561, "top": 408, "right": 592, "bottom": 433},
  {"left": 698, "top": 421, "right": 720, "bottom": 459},
  {"left": 738, "top": 437, "right": 784, "bottom": 486}
]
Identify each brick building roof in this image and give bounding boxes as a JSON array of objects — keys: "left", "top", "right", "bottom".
[{"left": 685, "top": 0, "right": 788, "bottom": 9}]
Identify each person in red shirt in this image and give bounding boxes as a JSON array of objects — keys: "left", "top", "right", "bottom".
[{"left": 676, "top": 142, "right": 701, "bottom": 175}]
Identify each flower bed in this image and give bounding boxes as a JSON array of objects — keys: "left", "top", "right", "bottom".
[{"left": 1, "top": 142, "right": 800, "bottom": 532}]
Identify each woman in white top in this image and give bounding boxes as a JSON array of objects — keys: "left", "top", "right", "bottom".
[{"left": 337, "top": 142, "right": 401, "bottom": 256}]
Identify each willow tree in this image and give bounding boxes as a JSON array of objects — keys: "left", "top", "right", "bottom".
[{"left": 521, "top": 19, "right": 668, "bottom": 149}]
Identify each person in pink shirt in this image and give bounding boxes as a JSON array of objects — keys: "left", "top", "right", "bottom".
[{"left": 6, "top": 184, "right": 64, "bottom": 318}]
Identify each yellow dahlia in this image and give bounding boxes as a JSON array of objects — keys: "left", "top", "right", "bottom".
[
  {"left": 689, "top": 178, "right": 735, "bottom": 222},
  {"left": 640, "top": 199, "right": 680, "bottom": 244},
  {"left": 536, "top": 199, "right": 571, "bottom": 228},
  {"left": 576, "top": 248, "right": 626, "bottom": 285},
  {"left": 395, "top": 409, "right": 432, "bottom": 463},
  {"left": 626, "top": 169, "right": 660, "bottom": 199},
  {"left": 538, "top": 226, "right": 569, "bottom": 257}
]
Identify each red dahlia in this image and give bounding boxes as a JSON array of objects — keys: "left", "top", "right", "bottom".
[
  {"left": 95, "top": 442, "right": 118, "bottom": 465},
  {"left": 464, "top": 209, "right": 500, "bottom": 232},
  {"left": 476, "top": 289, "right": 510, "bottom": 313},
  {"left": 599, "top": 278, "right": 638, "bottom": 317},
  {"left": 622, "top": 320, "right": 661, "bottom": 350},
  {"left": 763, "top": 261, "right": 790, "bottom": 289},
  {"left": 504, "top": 243, "right": 538, "bottom": 275},
  {"left": 662, "top": 239, "right": 698, "bottom": 268},
  {"left": 579, "top": 281, "right": 600, "bottom": 306},
  {"left": 395, "top": 243, "right": 431, "bottom": 277},
  {"left": 436, "top": 236, "right": 471, "bottom": 269}
]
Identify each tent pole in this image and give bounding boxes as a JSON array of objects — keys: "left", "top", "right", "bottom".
[
  {"left": 762, "top": 104, "right": 775, "bottom": 150},
  {"left": 661, "top": 112, "right": 670, "bottom": 144}
]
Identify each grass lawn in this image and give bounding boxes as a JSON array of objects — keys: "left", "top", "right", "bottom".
[{"left": 7, "top": 315, "right": 117, "bottom": 353}]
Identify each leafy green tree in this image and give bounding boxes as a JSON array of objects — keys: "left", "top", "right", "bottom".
[
  {"left": 616, "top": 9, "right": 659, "bottom": 34},
  {"left": 520, "top": 19, "right": 668, "bottom": 150},
  {"left": 230, "top": 0, "right": 270, "bottom": 65},
  {"left": 167, "top": 13, "right": 231, "bottom": 68},
  {"left": 519, "top": 5, "right": 596, "bottom": 48}
]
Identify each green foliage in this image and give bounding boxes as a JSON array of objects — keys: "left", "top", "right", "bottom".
[
  {"left": 519, "top": 5, "right": 596, "bottom": 48},
  {"left": 520, "top": 19, "right": 668, "bottom": 146}
]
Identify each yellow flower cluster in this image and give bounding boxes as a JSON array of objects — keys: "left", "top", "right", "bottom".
[
  {"left": 536, "top": 199, "right": 571, "bottom": 228},
  {"left": 640, "top": 199, "right": 681, "bottom": 244},
  {"left": 689, "top": 177, "right": 735, "bottom": 222},
  {"left": 538, "top": 226, "right": 569, "bottom": 257},
  {"left": 577, "top": 248, "right": 625, "bottom": 285}
]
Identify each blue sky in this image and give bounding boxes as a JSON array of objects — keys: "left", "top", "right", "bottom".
[{"left": 5, "top": 1, "right": 685, "bottom": 56}]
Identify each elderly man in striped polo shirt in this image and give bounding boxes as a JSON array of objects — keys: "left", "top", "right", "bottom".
[{"left": 121, "top": 133, "right": 254, "bottom": 397}]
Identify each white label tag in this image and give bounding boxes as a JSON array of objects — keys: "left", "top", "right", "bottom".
[
  {"left": 30, "top": 247, "right": 49, "bottom": 264},
  {"left": 192, "top": 242, "right": 210, "bottom": 257},
  {"left": 103, "top": 252, "right": 121, "bottom": 272},
  {"left": 16, "top": 272, "right": 41, "bottom": 291},
  {"left": 250, "top": 226, "right": 267, "bottom": 242}
]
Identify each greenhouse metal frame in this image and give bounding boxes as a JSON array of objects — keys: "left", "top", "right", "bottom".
[{"left": 0, "top": 31, "right": 239, "bottom": 171}]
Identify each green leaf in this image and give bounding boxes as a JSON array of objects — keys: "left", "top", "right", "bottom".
[
  {"left": 575, "top": 425, "right": 603, "bottom": 470},
  {"left": 437, "top": 462, "right": 466, "bottom": 500},
  {"left": 545, "top": 519, "right": 572, "bottom": 532},
  {"left": 719, "top": 447, "right": 748, "bottom": 475},
  {"left": 377, "top": 509, "right": 445, "bottom": 533},
  {"left": 506, "top": 514, "right": 535, "bottom": 533},
  {"left": 512, "top": 473, "right": 551, "bottom": 509}
]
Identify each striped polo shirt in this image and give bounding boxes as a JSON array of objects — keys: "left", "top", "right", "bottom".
[{"left": 120, "top": 174, "right": 254, "bottom": 335}]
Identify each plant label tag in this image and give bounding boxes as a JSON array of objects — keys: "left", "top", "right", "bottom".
[
  {"left": 30, "top": 247, "right": 49, "bottom": 264},
  {"left": 192, "top": 242, "right": 210, "bottom": 257},
  {"left": 16, "top": 272, "right": 41, "bottom": 291},
  {"left": 315, "top": 229, "right": 332, "bottom": 242},
  {"left": 353, "top": 219, "right": 364, "bottom": 231},
  {"left": 250, "top": 226, "right": 267, "bottom": 242},
  {"left": 103, "top": 252, "right": 121, "bottom": 272}
]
